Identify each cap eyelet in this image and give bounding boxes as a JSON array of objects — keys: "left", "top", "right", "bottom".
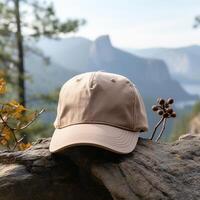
[
  {"left": 111, "top": 78, "right": 116, "bottom": 83},
  {"left": 76, "top": 78, "right": 81, "bottom": 82}
]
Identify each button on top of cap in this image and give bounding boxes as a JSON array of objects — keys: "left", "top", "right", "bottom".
[
  {"left": 111, "top": 78, "right": 116, "bottom": 82},
  {"left": 76, "top": 78, "right": 81, "bottom": 82}
]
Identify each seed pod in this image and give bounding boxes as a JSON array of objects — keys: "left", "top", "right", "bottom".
[
  {"left": 166, "top": 108, "right": 173, "bottom": 114},
  {"left": 163, "top": 113, "right": 169, "bottom": 118},
  {"left": 167, "top": 98, "right": 174, "bottom": 104},
  {"left": 157, "top": 110, "right": 163, "bottom": 115},
  {"left": 152, "top": 105, "right": 159, "bottom": 111},
  {"left": 159, "top": 99, "right": 165, "bottom": 105},
  {"left": 171, "top": 112, "right": 176, "bottom": 118},
  {"left": 165, "top": 103, "right": 169, "bottom": 108}
]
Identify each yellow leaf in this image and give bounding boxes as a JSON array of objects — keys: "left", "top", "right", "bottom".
[
  {"left": 8, "top": 100, "right": 26, "bottom": 119},
  {"left": 12, "top": 111, "right": 22, "bottom": 119},
  {"left": 2, "top": 126, "right": 12, "bottom": 140},
  {"left": 25, "top": 143, "right": 31, "bottom": 149},
  {"left": 8, "top": 100, "right": 26, "bottom": 111},
  {"left": 0, "top": 78, "right": 6, "bottom": 94},
  {"left": 18, "top": 142, "right": 31, "bottom": 151},
  {"left": 0, "top": 138, "right": 7, "bottom": 145}
]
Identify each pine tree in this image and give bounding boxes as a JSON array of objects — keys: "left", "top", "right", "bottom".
[{"left": 0, "top": 0, "right": 85, "bottom": 106}]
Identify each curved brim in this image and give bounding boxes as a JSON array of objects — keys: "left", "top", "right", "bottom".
[{"left": 49, "top": 124, "right": 140, "bottom": 154}]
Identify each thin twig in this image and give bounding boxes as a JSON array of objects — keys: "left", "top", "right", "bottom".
[
  {"left": 0, "top": 105, "right": 45, "bottom": 151},
  {"left": 156, "top": 118, "right": 167, "bottom": 142},
  {"left": 12, "top": 136, "right": 25, "bottom": 151},
  {"left": 150, "top": 117, "right": 164, "bottom": 140},
  {"left": 12, "top": 108, "right": 44, "bottom": 150},
  {"left": 13, "top": 108, "right": 45, "bottom": 131}
]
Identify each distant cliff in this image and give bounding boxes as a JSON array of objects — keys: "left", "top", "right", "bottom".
[
  {"left": 28, "top": 35, "right": 196, "bottom": 101},
  {"left": 88, "top": 35, "right": 195, "bottom": 100},
  {"left": 132, "top": 45, "right": 200, "bottom": 84}
]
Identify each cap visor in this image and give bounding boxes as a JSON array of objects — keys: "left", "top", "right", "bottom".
[{"left": 49, "top": 124, "right": 139, "bottom": 154}]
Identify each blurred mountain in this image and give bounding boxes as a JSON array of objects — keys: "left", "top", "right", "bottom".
[
  {"left": 24, "top": 35, "right": 198, "bottom": 139},
  {"left": 25, "top": 51, "right": 78, "bottom": 123},
  {"left": 35, "top": 36, "right": 92, "bottom": 72},
  {"left": 25, "top": 51, "right": 77, "bottom": 96},
  {"left": 25, "top": 35, "right": 196, "bottom": 102},
  {"left": 130, "top": 45, "right": 200, "bottom": 84},
  {"left": 87, "top": 35, "right": 195, "bottom": 101}
]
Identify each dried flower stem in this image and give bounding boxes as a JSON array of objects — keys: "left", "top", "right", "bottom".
[
  {"left": 155, "top": 118, "right": 167, "bottom": 142},
  {"left": 150, "top": 117, "right": 164, "bottom": 140},
  {"left": 150, "top": 97, "right": 176, "bottom": 141}
]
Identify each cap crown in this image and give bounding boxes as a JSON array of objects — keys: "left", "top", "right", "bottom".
[{"left": 54, "top": 71, "right": 148, "bottom": 132}]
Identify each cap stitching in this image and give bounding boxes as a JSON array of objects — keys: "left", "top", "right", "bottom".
[
  {"left": 131, "top": 88, "right": 134, "bottom": 130},
  {"left": 89, "top": 71, "right": 96, "bottom": 89},
  {"left": 55, "top": 120, "right": 145, "bottom": 132},
  {"left": 132, "top": 87, "right": 147, "bottom": 132},
  {"left": 56, "top": 76, "right": 80, "bottom": 127},
  {"left": 128, "top": 82, "right": 136, "bottom": 130},
  {"left": 132, "top": 87, "right": 136, "bottom": 131},
  {"left": 57, "top": 87, "right": 65, "bottom": 127}
]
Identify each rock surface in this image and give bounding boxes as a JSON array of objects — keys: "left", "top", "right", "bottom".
[{"left": 0, "top": 136, "right": 199, "bottom": 200}]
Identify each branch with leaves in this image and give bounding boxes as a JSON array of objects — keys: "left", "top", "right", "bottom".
[
  {"left": 0, "top": 77, "right": 44, "bottom": 151},
  {"left": 0, "top": 0, "right": 85, "bottom": 109}
]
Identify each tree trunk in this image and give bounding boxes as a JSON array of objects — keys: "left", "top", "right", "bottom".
[
  {"left": 15, "top": 0, "right": 26, "bottom": 107},
  {"left": 0, "top": 135, "right": 199, "bottom": 200}
]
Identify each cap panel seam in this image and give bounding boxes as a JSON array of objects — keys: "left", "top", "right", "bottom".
[
  {"left": 132, "top": 86, "right": 136, "bottom": 131},
  {"left": 56, "top": 76, "right": 81, "bottom": 127},
  {"left": 57, "top": 86, "right": 65, "bottom": 127},
  {"left": 58, "top": 83, "right": 71, "bottom": 126},
  {"left": 132, "top": 87, "right": 148, "bottom": 132},
  {"left": 89, "top": 71, "right": 96, "bottom": 88},
  {"left": 58, "top": 73, "right": 94, "bottom": 127},
  {"left": 133, "top": 87, "right": 139, "bottom": 131},
  {"left": 128, "top": 83, "right": 137, "bottom": 131}
]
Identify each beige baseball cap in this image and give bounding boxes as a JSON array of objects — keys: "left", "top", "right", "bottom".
[{"left": 49, "top": 71, "right": 148, "bottom": 154}]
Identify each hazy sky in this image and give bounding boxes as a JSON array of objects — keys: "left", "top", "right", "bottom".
[{"left": 54, "top": 0, "right": 200, "bottom": 49}]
